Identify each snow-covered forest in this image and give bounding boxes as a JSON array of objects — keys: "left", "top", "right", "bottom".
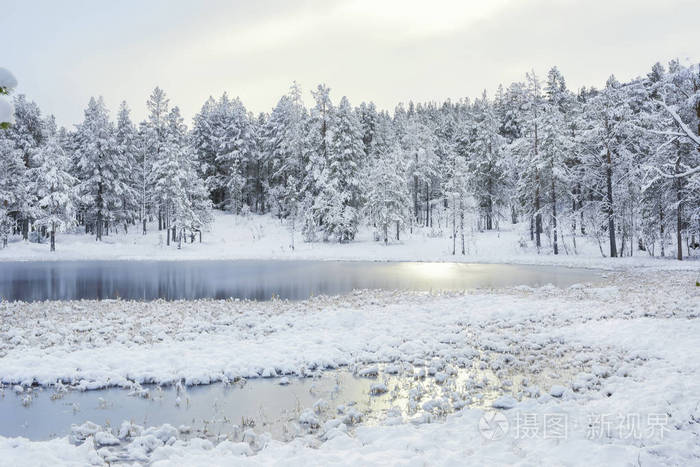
[{"left": 1, "top": 60, "right": 699, "bottom": 259}]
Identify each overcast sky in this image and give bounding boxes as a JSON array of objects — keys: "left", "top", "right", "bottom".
[{"left": 2, "top": 0, "right": 698, "bottom": 127}]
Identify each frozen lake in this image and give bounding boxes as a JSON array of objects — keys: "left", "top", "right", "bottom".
[{"left": 0, "top": 260, "right": 602, "bottom": 301}]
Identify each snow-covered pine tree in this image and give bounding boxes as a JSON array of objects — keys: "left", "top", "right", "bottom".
[
  {"left": 214, "top": 94, "right": 254, "bottom": 213},
  {"left": 30, "top": 137, "right": 77, "bottom": 251},
  {"left": 511, "top": 72, "right": 547, "bottom": 251},
  {"left": 643, "top": 61, "right": 700, "bottom": 259},
  {"left": 191, "top": 96, "right": 219, "bottom": 204},
  {"left": 303, "top": 84, "right": 335, "bottom": 240},
  {"left": 459, "top": 91, "right": 507, "bottom": 232},
  {"left": 0, "top": 68, "right": 17, "bottom": 241},
  {"left": 4, "top": 95, "right": 45, "bottom": 239},
  {"left": 0, "top": 137, "right": 26, "bottom": 247},
  {"left": 444, "top": 143, "right": 470, "bottom": 255},
  {"left": 152, "top": 105, "right": 186, "bottom": 246},
  {"left": 320, "top": 95, "right": 364, "bottom": 242},
  {"left": 74, "top": 96, "right": 124, "bottom": 241},
  {"left": 540, "top": 67, "right": 576, "bottom": 254},
  {"left": 173, "top": 143, "right": 213, "bottom": 248},
  {"left": 357, "top": 101, "right": 380, "bottom": 160},
  {"left": 272, "top": 83, "right": 307, "bottom": 247},
  {"left": 115, "top": 101, "right": 139, "bottom": 233},
  {"left": 579, "top": 76, "right": 635, "bottom": 258},
  {"left": 401, "top": 114, "right": 438, "bottom": 228},
  {"left": 135, "top": 120, "right": 150, "bottom": 234},
  {"left": 263, "top": 82, "right": 306, "bottom": 230},
  {"left": 144, "top": 87, "right": 170, "bottom": 233},
  {"left": 364, "top": 142, "right": 409, "bottom": 244}
]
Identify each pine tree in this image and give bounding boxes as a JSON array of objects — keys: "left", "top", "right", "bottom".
[
  {"left": 402, "top": 115, "right": 438, "bottom": 227},
  {"left": 643, "top": 61, "right": 700, "bottom": 260},
  {"left": 444, "top": 146, "right": 470, "bottom": 255},
  {"left": 192, "top": 96, "right": 218, "bottom": 203},
  {"left": 144, "top": 87, "right": 170, "bottom": 233},
  {"left": 0, "top": 137, "right": 25, "bottom": 246},
  {"left": 30, "top": 138, "right": 76, "bottom": 251},
  {"left": 365, "top": 142, "right": 409, "bottom": 244},
  {"left": 5, "top": 95, "right": 45, "bottom": 239},
  {"left": 319, "top": 95, "right": 364, "bottom": 242},
  {"left": 213, "top": 95, "right": 254, "bottom": 213},
  {"left": 540, "top": 67, "right": 575, "bottom": 254},
  {"left": 115, "top": 101, "right": 139, "bottom": 233},
  {"left": 579, "top": 76, "right": 634, "bottom": 258},
  {"left": 303, "top": 84, "right": 335, "bottom": 239},
  {"left": 74, "top": 97, "right": 123, "bottom": 241},
  {"left": 511, "top": 72, "right": 547, "bottom": 251},
  {"left": 458, "top": 91, "right": 507, "bottom": 231}
]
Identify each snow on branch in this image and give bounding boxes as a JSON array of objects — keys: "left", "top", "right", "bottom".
[{"left": 657, "top": 99, "right": 700, "bottom": 147}]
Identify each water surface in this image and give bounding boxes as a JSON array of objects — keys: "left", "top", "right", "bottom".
[{"left": 0, "top": 261, "right": 601, "bottom": 302}]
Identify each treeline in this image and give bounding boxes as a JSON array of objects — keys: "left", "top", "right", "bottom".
[{"left": 0, "top": 60, "right": 698, "bottom": 258}]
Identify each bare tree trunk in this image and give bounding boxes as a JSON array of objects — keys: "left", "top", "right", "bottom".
[
  {"left": 50, "top": 222, "right": 55, "bottom": 252},
  {"left": 289, "top": 214, "right": 296, "bottom": 250},
  {"left": 166, "top": 207, "right": 170, "bottom": 246},
  {"left": 535, "top": 175, "right": 542, "bottom": 251},
  {"left": 676, "top": 157, "right": 683, "bottom": 261},
  {"left": 660, "top": 205, "right": 665, "bottom": 257},
  {"left": 486, "top": 177, "right": 493, "bottom": 230},
  {"left": 552, "top": 174, "right": 558, "bottom": 255},
  {"left": 580, "top": 185, "right": 586, "bottom": 234},
  {"left": 605, "top": 149, "right": 617, "bottom": 257},
  {"left": 96, "top": 182, "right": 104, "bottom": 241},
  {"left": 534, "top": 122, "right": 541, "bottom": 250},
  {"left": 413, "top": 173, "right": 419, "bottom": 225},
  {"left": 452, "top": 195, "right": 456, "bottom": 255},
  {"left": 571, "top": 191, "right": 577, "bottom": 252},
  {"left": 571, "top": 186, "right": 578, "bottom": 250},
  {"left": 460, "top": 197, "right": 465, "bottom": 255},
  {"left": 425, "top": 183, "right": 429, "bottom": 227}
]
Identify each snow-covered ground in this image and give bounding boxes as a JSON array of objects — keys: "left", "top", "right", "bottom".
[
  {"left": 1, "top": 269, "right": 698, "bottom": 465},
  {"left": 2, "top": 211, "right": 698, "bottom": 270}
]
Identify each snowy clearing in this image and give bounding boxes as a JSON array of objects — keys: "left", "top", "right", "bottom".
[
  {"left": 0, "top": 269, "right": 698, "bottom": 465},
  {"left": 2, "top": 212, "right": 698, "bottom": 271}
]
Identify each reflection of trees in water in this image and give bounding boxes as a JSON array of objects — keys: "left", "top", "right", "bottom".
[{"left": 0, "top": 261, "right": 599, "bottom": 302}]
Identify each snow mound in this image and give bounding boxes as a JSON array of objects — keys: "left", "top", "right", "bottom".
[
  {"left": 491, "top": 395, "right": 517, "bottom": 409},
  {"left": 0, "top": 68, "right": 17, "bottom": 90},
  {"left": 549, "top": 385, "right": 566, "bottom": 398}
]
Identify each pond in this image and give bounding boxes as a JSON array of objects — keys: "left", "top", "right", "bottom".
[
  {"left": 0, "top": 260, "right": 602, "bottom": 302},
  {"left": 0, "top": 356, "right": 581, "bottom": 443}
]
